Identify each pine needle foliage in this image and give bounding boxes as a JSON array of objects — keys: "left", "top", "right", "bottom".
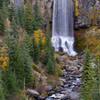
[
  {"left": 24, "top": 1, "right": 34, "bottom": 35},
  {"left": 92, "top": 56, "right": 100, "bottom": 100},
  {"left": 33, "top": 1, "right": 44, "bottom": 30},
  {"left": 80, "top": 49, "right": 94, "bottom": 100},
  {"left": 0, "top": 72, "right": 5, "bottom": 100},
  {"left": 44, "top": 24, "right": 55, "bottom": 74},
  {"left": 32, "top": 36, "right": 40, "bottom": 64}
]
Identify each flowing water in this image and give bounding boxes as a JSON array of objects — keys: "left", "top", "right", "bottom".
[
  {"left": 46, "top": 55, "right": 82, "bottom": 100},
  {"left": 52, "top": 0, "right": 77, "bottom": 56}
]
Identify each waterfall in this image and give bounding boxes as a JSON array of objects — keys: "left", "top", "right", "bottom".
[{"left": 52, "top": 0, "right": 77, "bottom": 56}]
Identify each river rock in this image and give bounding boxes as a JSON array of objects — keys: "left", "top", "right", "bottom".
[
  {"left": 69, "top": 92, "right": 79, "bottom": 100},
  {"left": 49, "top": 93, "right": 68, "bottom": 100},
  {"left": 27, "top": 89, "right": 40, "bottom": 97},
  {"left": 0, "top": 39, "right": 2, "bottom": 42}
]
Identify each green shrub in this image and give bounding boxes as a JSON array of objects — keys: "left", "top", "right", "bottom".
[{"left": 32, "top": 64, "right": 41, "bottom": 73}]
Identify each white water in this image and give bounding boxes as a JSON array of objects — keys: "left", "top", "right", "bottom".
[{"left": 52, "top": 0, "right": 77, "bottom": 56}]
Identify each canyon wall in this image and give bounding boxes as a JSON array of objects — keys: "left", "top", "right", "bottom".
[
  {"left": 75, "top": 0, "right": 100, "bottom": 28},
  {"left": 32, "top": 0, "right": 100, "bottom": 28}
]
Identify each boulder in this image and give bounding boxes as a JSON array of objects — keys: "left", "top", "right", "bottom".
[{"left": 27, "top": 89, "right": 40, "bottom": 97}]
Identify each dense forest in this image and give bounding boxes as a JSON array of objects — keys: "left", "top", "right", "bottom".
[{"left": 0, "top": 0, "right": 100, "bottom": 100}]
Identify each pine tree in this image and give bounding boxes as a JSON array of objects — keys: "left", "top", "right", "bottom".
[
  {"left": 3, "top": 35, "right": 18, "bottom": 95},
  {"left": 21, "top": 33, "right": 35, "bottom": 87},
  {"left": 10, "top": 18, "right": 19, "bottom": 38},
  {"left": 0, "top": 0, "right": 9, "bottom": 35},
  {"left": 0, "top": 0, "right": 4, "bottom": 9},
  {"left": 79, "top": 49, "right": 94, "bottom": 100},
  {"left": 0, "top": 73, "right": 5, "bottom": 100},
  {"left": 24, "top": 1, "right": 34, "bottom": 35},
  {"left": 44, "top": 24, "right": 55, "bottom": 74},
  {"left": 14, "top": 45, "right": 25, "bottom": 89},
  {"left": 0, "top": 1, "right": 9, "bottom": 35},
  {"left": 92, "top": 56, "right": 100, "bottom": 100},
  {"left": 39, "top": 33, "right": 43, "bottom": 50},
  {"left": 0, "top": 10, "right": 5, "bottom": 35},
  {"left": 22, "top": 33, "right": 33, "bottom": 56},
  {"left": 32, "top": 37, "right": 40, "bottom": 64},
  {"left": 33, "top": 1, "right": 43, "bottom": 30},
  {"left": 9, "top": 4, "right": 16, "bottom": 22},
  {"left": 15, "top": 7, "right": 24, "bottom": 28}
]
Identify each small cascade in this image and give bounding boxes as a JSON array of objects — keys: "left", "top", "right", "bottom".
[{"left": 52, "top": 0, "right": 77, "bottom": 56}]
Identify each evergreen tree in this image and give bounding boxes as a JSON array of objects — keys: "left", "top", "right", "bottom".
[
  {"left": 79, "top": 49, "right": 94, "bottom": 100},
  {"left": 0, "top": 1, "right": 9, "bottom": 35},
  {"left": 2, "top": 2, "right": 9, "bottom": 19},
  {"left": 3, "top": 35, "right": 18, "bottom": 95},
  {"left": 21, "top": 33, "right": 35, "bottom": 87},
  {"left": 0, "top": 10, "right": 5, "bottom": 35},
  {"left": 15, "top": 7, "right": 24, "bottom": 28},
  {"left": 22, "top": 33, "right": 33, "bottom": 56},
  {"left": 9, "top": 4, "right": 16, "bottom": 22},
  {"left": 44, "top": 24, "right": 55, "bottom": 74},
  {"left": 39, "top": 34, "right": 43, "bottom": 50},
  {"left": 0, "top": 73, "right": 5, "bottom": 100},
  {"left": 92, "top": 56, "right": 100, "bottom": 100},
  {"left": 24, "top": 1, "right": 34, "bottom": 35},
  {"left": 0, "top": 0, "right": 4, "bottom": 9},
  {"left": 32, "top": 37, "right": 40, "bottom": 64},
  {"left": 33, "top": 1, "right": 43, "bottom": 30},
  {"left": 3, "top": 68, "right": 18, "bottom": 95},
  {"left": 14, "top": 45, "right": 25, "bottom": 89},
  {"left": 10, "top": 18, "right": 19, "bottom": 38},
  {"left": 0, "top": 0, "right": 10, "bottom": 35}
]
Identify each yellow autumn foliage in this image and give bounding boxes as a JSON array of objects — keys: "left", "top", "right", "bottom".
[
  {"left": 73, "top": 0, "right": 79, "bottom": 16},
  {"left": 75, "top": 28, "right": 100, "bottom": 54},
  {"left": 33, "top": 29, "right": 45, "bottom": 45},
  {"left": 0, "top": 45, "right": 8, "bottom": 69}
]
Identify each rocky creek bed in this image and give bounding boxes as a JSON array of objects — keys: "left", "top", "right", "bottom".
[
  {"left": 46, "top": 55, "right": 82, "bottom": 100},
  {"left": 27, "top": 54, "right": 83, "bottom": 100}
]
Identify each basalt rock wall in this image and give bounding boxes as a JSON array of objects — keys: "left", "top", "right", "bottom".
[{"left": 32, "top": 0, "right": 100, "bottom": 28}]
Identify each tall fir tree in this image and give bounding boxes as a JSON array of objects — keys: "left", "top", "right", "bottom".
[
  {"left": 21, "top": 33, "right": 35, "bottom": 87},
  {"left": 15, "top": 7, "right": 24, "bottom": 28},
  {"left": 79, "top": 49, "right": 94, "bottom": 100},
  {"left": 33, "top": 1, "right": 43, "bottom": 30},
  {"left": 0, "top": 72, "right": 5, "bottom": 100},
  {"left": 9, "top": 4, "right": 16, "bottom": 22},
  {"left": 0, "top": 1, "right": 9, "bottom": 35},
  {"left": 92, "top": 56, "right": 100, "bottom": 100},
  {"left": 32, "top": 36, "right": 40, "bottom": 64},
  {"left": 24, "top": 1, "right": 34, "bottom": 35},
  {"left": 44, "top": 24, "right": 55, "bottom": 74},
  {"left": 0, "top": 0, "right": 4, "bottom": 9},
  {"left": 3, "top": 35, "right": 18, "bottom": 95},
  {"left": 0, "top": 10, "right": 5, "bottom": 35},
  {"left": 10, "top": 18, "right": 19, "bottom": 38}
]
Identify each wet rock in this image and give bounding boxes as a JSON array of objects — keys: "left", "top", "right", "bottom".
[
  {"left": 38, "top": 96, "right": 46, "bottom": 100},
  {"left": 46, "top": 85, "right": 54, "bottom": 91},
  {"left": 46, "top": 54, "right": 82, "bottom": 100},
  {"left": 27, "top": 89, "right": 40, "bottom": 97},
  {"left": 69, "top": 92, "right": 79, "bottom": 100},
  {"left": 49, "top": 93, "right": 68, "bottom": 100}
]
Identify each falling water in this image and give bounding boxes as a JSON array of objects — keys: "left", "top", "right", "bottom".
[{"left": 52, "top": 0, "right": 77, "bottom": 56}]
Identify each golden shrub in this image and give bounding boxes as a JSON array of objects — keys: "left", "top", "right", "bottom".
[
  {"left": 33, "top": 29, "right": 45, "bottom": 46},
  {"left": 0, "top": 45, "right": 8, "bottom": 69},
  {"left": 73, "top": 0, "right": 79, "bottom": 16},
  {"left": 75, "top": 28, "right": 100, "bottom": 54}
]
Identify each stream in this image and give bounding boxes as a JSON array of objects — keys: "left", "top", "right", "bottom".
[{"left": 46, "top": 55, "right": 82, "bottom": 100}]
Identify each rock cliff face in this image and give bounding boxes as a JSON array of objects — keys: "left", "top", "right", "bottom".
[
  {"left": 32, "top": 0, "right": 100, "bottom": 28},
  {"left": 32, "top": 0, "right": 53, "bottom": 24},
  {"left": 75, "top": 0, "right": 100, "bottom": 28}
]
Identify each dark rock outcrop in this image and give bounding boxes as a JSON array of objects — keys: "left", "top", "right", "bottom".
[
  {"left": 31, "top": 0, "right": 100, "bottom": 28},
  {"left": 75, "top": 0, "right": 100, "bottom": 28}
]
